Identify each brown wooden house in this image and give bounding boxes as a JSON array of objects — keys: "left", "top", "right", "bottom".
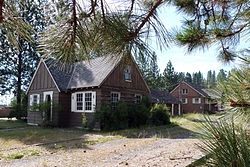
[
  {"left": 170, "top": 81, "right": 219, "bottom": 114},
  {"left": 26, "top": 56, "right": 150, "bottom": 127}
]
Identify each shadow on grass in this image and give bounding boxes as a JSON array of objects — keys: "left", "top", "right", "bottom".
[
  {"left": 107, "top": 123, "right": 197, "bottom": 139},
  {"left": 0, "top": 126, "right": 93, "bottom": 152},
  {"left": 0, "top": 119, "right": 28, "bottom": 129}
]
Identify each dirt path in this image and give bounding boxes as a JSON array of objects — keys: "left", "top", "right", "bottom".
[{"left": 0, "top": 137, "right": 203, "bottom": 167}]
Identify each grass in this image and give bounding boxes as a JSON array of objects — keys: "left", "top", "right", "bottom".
[
  {"left": 0, "top": 113, "right": 225, "bottom": 162},
  {"left": 187, "top": 156, "right": 207, "bottom": 167},
  {"left": 7, "top": 153, "right": 24, "bottom": 159},
  {"left": 0, "top": 119, "right": 27, "bottom": 129},
  {"left": 0, "top": 127, "right": 82, "bottom": 149}
]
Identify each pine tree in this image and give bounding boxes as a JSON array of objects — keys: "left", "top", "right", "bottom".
[
  {"left": 185, "top": 72, "right": 192, "bottom": 83},
  {"left": 178, "top": 72, "right": 185, "bottom": 82},
  {"left": 217, "top": 69, "right": 227, "bottom": 83},
  {"left": 212, "top": 70, "right": 216, "bottom": 87},
  {"left": 192, "top": 71, "right": 204, "bottom": 87},
  {"left": 162, "top": 61, "right": 179, "bottom": 91},
  {"left": 207, "top": 70, "right": 212, "bottom": 88},
  {"left": 138, "top": 53, "right": 162, "bottom": 89},
  {"left": 0, "top": 0, "right": 48, "bottom": 116}
]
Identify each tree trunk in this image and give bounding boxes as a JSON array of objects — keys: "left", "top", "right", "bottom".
[{"left": 16, "top": 38, "right": 23, "bottom": 119}]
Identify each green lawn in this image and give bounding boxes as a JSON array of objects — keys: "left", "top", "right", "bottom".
[{"left": 0, "top": 119, "right": 28, "bottom": 129}]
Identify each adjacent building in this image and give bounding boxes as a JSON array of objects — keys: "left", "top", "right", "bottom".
[
  {"left": 170, "top": 81, "right": 219, "bottom": 114},
  {"left": 150, "top": 89, "right": 181, "bottom": 116}
]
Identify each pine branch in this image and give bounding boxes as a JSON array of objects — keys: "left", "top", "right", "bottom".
[
  {"left": 100, "top": 0, "right": 106, "bottom": 22},
  {"left": 0, "top": 0, "right": 3, "bottom": 23},
  {"left": 131, "top": 0, "right": 163, "bottom": 39},
  {"left": 72, "top": 0, "right": 77, "bottom": 39}
]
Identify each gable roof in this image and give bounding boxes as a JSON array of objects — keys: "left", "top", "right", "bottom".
[
  {"left": 150, "top": 89, "right": 180, "bottom": 104},
  {"left": 202, "top": 88, "right": 221, "bottom": 99},
  {"left": 45, "top": 56, "right": 121, "bottom": 91},
  {"left": 44, "top": 60, "right": 74, "bottom": 91},
  {"left": 185, "top": 82, "right": 210, "bottom": 97},
  {"left": 27, "top": 55, "right": 150, "bottom": 93},
  {"left": 170, "top": 81, "right": 210, "bottom": 97}
]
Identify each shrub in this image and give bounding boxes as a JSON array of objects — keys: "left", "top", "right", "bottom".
[
  {"left": 149, "top": 104, "right": 170, "bottom": 126},
  {"left": 29, "top": 102, "right": 56, "bottom": 127},
  {"left": 96, "top": 100, "right": 128, "bottom": 130},
  {"left": 8, "top": 93, "right": 28, "bottom": 120},
  {"left": 128, "top": 96, "right": 151, "bottom": 128}
]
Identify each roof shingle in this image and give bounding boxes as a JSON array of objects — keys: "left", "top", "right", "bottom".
[{"left": 45, "top": 56, "right": 121, "bottom": 91}]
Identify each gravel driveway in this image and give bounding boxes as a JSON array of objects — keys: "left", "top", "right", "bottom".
[{"left": 0, "top": 137, "right": 203, "bottom": 167}]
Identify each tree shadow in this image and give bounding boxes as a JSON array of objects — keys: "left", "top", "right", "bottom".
[
  {"left": 108, "top": 124, "right": 198, "bottom": 139},
  {"left": 0, "top": 126, "right": 93, "bottom": 153}
]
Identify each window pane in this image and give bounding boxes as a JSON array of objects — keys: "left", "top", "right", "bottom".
[
  {"left": 124, "top": 66, "right": 131, "bottom": 80},
  {"left": 111, "top": 93, "right": 119, "bottom": 103},
  {"left": 33, "top": 95, "right": 38, "bottom": 105},
  {"left": 76, "top": 93, "right": 83, "bottom": 110},
  {"left": 85, "top": 93, "right": 92, "bottom": 111},
  {"left": 135, "top": 95, "right": 142, "bottom": 103}
]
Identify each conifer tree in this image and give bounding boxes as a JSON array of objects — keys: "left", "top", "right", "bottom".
[
  {"left": 185, "top": 72, "right": 192, "bottom": 83},
  {"left": 217, "top": 69, "right": 227, "bottom": 83},
  {"left": 162, "top": 60, "right": 179, "bottom": 91},
  {"left": 0, "top": 0, "right": 48, "bottom": 116}
]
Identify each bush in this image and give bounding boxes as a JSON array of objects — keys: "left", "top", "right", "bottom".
[
  {"left": 128, "top": 96, "right": 151, "bottom": 128},
  {"left": 96, "top": 100, "right": 128, "bottom": 130},
  {"left": 149, "top": 104, "right": 170, "bottom": 126},
  {"left": 8, "top": 93, "right": 28, "bottom": 120},
  {"left": 29, "top": 102, "right": 55, "bottom": 127}
]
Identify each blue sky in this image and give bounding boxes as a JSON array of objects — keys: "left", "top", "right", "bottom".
[{"left": 151, "top": 5, "right": 236, "bottom": 74}]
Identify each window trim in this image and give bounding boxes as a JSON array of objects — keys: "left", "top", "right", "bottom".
[
  {"left": 192, "top": 98, "right": 201, "bottom": 104},
  {"left": 135, "top": 94, "right": 142, "bottom": 103},
  {"left": 111, "top": 92, "right": 121, "bottom": 103},
  {"left": 124, "top": 65, "right": 132, "bottom": 82},
  {"left": 84, "top": 92, "right": 93, "bottom": 112},
  {"left": 181, "top": 98, "right": 188, "bottom": 104},
  {"left": 30, "top": 94, "right": 40, "bottom": 106},
  {"left": 181, "top": 89, "right": 188, "bottom": 94},
  {"left": 76, "top": 92, "right": 84, "bottom": 111},
  {"left": 72, "top": 91, "right": 96, "bottom": 113}
]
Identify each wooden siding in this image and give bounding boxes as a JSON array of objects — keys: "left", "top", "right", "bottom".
[
  {"left": 102, "top": 62, "right": 149, "bottom": 93},
  {"left": 59, "top": 88, "right": 101, "bottom": 127},
  {"left": 100, "top": 86, "right": 147, "bottom": 106},
  {"left": 171, "top": 83, "right": 205, "bottom": 114},
  {"left": 29, "top": 62, "right": 58, "bottom": 92},
  {"left": 27, "top": 62, "right": 60, "bottom": 125},
  {"left": 28, "top": 59, "right": 150, "bottom": 128}
]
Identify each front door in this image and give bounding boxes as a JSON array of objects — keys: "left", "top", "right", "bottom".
[{"left": 43, "top": 91, "right": 53, "bottom": 121}]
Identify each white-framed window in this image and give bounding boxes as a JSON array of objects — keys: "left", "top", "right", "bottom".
[
  {"left": 85, "top": 92, "right": 92, "bottom": 111},
  {"left": 71, "top": 91, "right": 96, "bottom": 113},
  {"left": 181, "top": 89, "right": 188, "bottom": 94},
  {"left": 76, "top": 93, "right": 83, "bottom": 111},
  {"left": 192, "top": 98, "right": 201, "bottom": 104},
  {"left": 181, "top": 98, "right": 188, "bottom": 104},
  {"left": 111, "top": 92, "right": 120, "bottom": 109},
  {"left": 135, "top": 94, "right": 142, "bottom": 103},
  {"left": 29, "top": 94, "right": 40, "bottom": 106},
  {"left": 124, "top": 65, "right": 132, "bottom": 81},
  {"left": 111, "top": 92, "right": 120, "bottom": 103}
]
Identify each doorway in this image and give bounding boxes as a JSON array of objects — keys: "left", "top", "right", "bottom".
[{"left": 43, "top": 91, "right": 53, "bottom": 121}]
